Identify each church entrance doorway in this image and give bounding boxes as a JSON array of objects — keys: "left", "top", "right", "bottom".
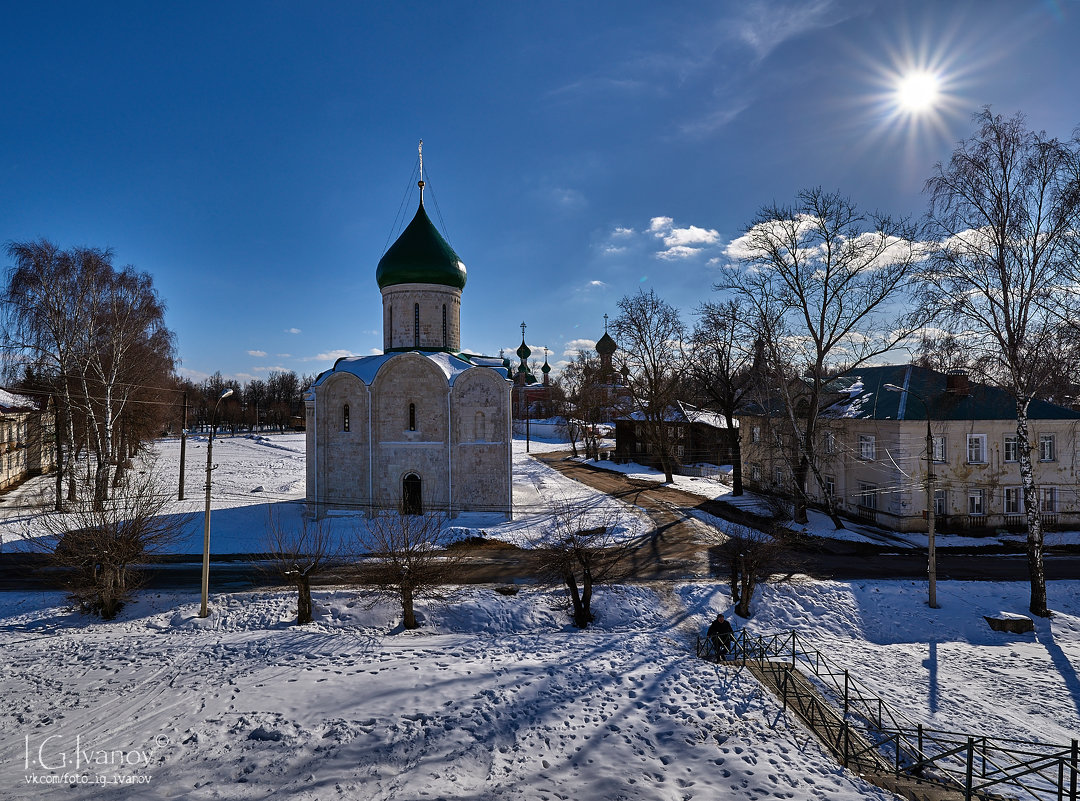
[{"left": 402, "top": 473, "right": 422, "bottom": 515}]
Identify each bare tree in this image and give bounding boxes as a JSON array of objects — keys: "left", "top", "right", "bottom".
[
  {"left": 354, "top": 511, "right": 462, "bottom": 630},
  {"left": 24, "top": 460, "right": 189, "bottom": 618},
  {"left": 718, "top": 188, "right": 926, "bottom": 526},
  {"left": 612, "top": 289, "right": 687, "bottom": 482},
  {"left": 555, "top": 350, "right": 612, "bottom": 459},
  {"left": 704, "top": 519, "right": 791, "bottom": 619},
  {"left": 531, "top": 498, "right": 633, "bottom": 629},
  {"left": 263, "top": 509, "right": 341, "bottom": 625},
  {"left": 924, "top": 108, "right": 1080, "bottom": 617},
  {"left": 688, "top": 299, "right": 756, "bottom": 495}
]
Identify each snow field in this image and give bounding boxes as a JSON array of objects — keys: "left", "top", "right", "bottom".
[{"left": 2, "top": 578, "right": 1078, "bottom": 800}]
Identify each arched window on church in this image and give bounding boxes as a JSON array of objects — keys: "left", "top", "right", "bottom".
[
  {"left": 343, "top": 404, "right": 350, "bottom": 432},
  {"left": 442, "top": 305, "right": 447, "bottom": 348},
  {"left": 402, "top": 473, "right": 422, "bottom": 515},
  {"left": 409, "top": 403, "right": 416, "bottom": 431},
  {"left": 474, "top": 410, "right": 485, "bottom": 441},
  {"left": 414, "top": 303, "right": 420, "bottom": 349},
  {"left": 388, "top": 305, "right": 392, "bottom": 342}
]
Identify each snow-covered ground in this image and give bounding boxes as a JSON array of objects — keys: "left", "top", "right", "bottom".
[
  {"left": 1, "top": 430, "right": 1077, "bottom": 799},
  {"left": 0, "top": 433, "right": 649, "bottom": 554},
  {"left": 1, "top": 579, "right": 1077, "bottom": 799}
]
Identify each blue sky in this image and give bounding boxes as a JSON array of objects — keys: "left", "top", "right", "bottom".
[{"left": 2, "top": 1, "right": 1078, "bottom": 382}]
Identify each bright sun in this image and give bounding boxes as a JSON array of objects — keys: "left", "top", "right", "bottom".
[{"left": 896, "top": 71, "right": 940, "bottom": 112}]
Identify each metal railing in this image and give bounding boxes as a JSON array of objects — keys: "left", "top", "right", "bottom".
[{"left": 697, "top": 629, "right": 1079, "bottom": 801}]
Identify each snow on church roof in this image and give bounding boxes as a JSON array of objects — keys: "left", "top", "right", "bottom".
[{"left": 311, "top": 350, "right": 509, "bottom": 390}]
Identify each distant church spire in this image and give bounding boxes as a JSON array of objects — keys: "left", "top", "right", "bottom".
[{"left": 418, "top": 139, "right": 425, "bottom": 203}]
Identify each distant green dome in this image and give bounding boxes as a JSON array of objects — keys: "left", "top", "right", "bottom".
[{"left": 376, "top": 201, "right": 467, "bottom": 290}]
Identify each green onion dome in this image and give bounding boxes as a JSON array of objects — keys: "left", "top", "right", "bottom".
[{"left": 376, "top": 201, "right": 467, "bottom": 290}]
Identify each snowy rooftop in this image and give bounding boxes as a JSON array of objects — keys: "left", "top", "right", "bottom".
[
  {"left": 0, "top": 388, "right": 39, "bottom": 412},
  {"left": 619, "top": 401, "right": 732, "bottom": 429},
  {"left": 313, "top": 350, "right": 510, "bottom": 389}
]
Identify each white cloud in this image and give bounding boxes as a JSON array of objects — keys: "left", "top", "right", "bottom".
[
  {"left": 564, "top": 338, "right": 597, "bottom": 356},
  {"left": 649, "top": 216, "right": 674, "bottom": 233},
  {"left": 612, "top": 227, "right": 635, "bottom": 238},
  {"left": 300, "top": 349, "right": 359, "bottom": 362},
  {"left": 728, "top": 0, "right": 844, "bottom": 62},
  {"left": 588, "top": 280, "right": 608, "bottom": 288},
  {"left": 284, "top": 327, "right": 302, "bottom": 335},
  {"left": 276, "top": 353, "right": 292, "bottom": 358},
  {"left": 661, "top": 225, "right": 720, "bottom": 248},
  {"left": 369, "top": 347, "right": 383, "bottom": 355},
  {"left": 247, "top": 350, "right": 267, "bottom": 358},
  {"left": 657, "top": 245, "right": 703, "bottom": 261}
]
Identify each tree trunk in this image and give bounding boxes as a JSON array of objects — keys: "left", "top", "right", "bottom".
[
  {"left": 1015, "top": 405, "right": 1049, "bottom": 616},
  {"left": 792, "top": 455, "right": 809, "bottom": 525},
  {"left": 728, "top": 425, "right": 743, "bottom": 496},
  {"left": 401, "top": 584, "right": 418, "bottom": 629},
  {"left": 564, "top": 572, "right": 589, "bottom": 628},
  {"left": 296, "top": 576, "right": 313, "bottom": 625},
  {"left": 728, "top": 558, "right": 741, "bottom": 605},
  {"left": 736, "top": 555, "right": 753, "bottom": 617},
  {"left": 53, "top": 399, "right": 64, "bottom": 512}
]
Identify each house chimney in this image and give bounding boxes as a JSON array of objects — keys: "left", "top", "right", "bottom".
[{"left": 946, "top": 369, "right": 970, "bottom": 396}]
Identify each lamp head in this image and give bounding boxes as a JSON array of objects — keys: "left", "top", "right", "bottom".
[
  {"left": 220, "top": 388, "right": 234, "bottom": 401},
  {"left": 883, "top": 384, "right": 902, "bottom": 393}
]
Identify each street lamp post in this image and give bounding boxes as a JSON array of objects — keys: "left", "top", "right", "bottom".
[
  {"left": 199, "top": 388, "right": 234, "bottom": 618},
  {"left": 884, "top": 382, "right": 939, "bottom": 609}
]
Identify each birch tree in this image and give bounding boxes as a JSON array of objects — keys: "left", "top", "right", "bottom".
[{"left": 924, "top": 108, "right": 1080, "bottom": 617}]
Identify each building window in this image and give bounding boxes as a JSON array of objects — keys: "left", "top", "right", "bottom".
[
  {"left": 388, "top": 304, "right": 392, "bottom": 341},
  {"left": 408, "top": 403, "right": 416, "bottom": 431},
  {"left": 442, "top": 305, "right": 448, "bottom": 348},
  {"left": 474, "top": 411, "right": 485, "bottom": 441},
  {"left": 858, "top": 482, "right": 877, "bottom": 510},
  {"left": 966, "top": 434, "right": 986, "bottom": 464},
  {"left": 774, "top": 430, "right": 784, "bottom": 447},
  {"left": 859, "top": 434, "right": 875, "bottom": 461},
  {"left": 414, "top": 303, "right": 420, "bottom": 348},
  {"left": 933, "top": 489, "right": 948, "bottom": 517},
  {"left": 751, "top": 425, "right": 761, "bottom": 443},
  {"left": 824, "top": 475, "right": 836, "bottom": 499},
  {"left": 1039, "top": 434, "right": 1056, "bottom": 462},
  {"left": 1004, "top": 487, "right": 1024, "bottom": 515},
  {"left": 968, "top": 488, "right": 985, "bottom": 516},
  {"left": 774, "top": 466, "right": 784, "bottom": 486},
  {"left": 932, "top": 435, "right": 946, "bottom": 463},
  {"left": 750, "top": 463, "right": 761, "bottom": 482},
  {"left": 823, "top": 431, "right": 835, "bottom": 454},
  {"left": 343, "top": 404, "right": 350, "bottom": 432},
  {"left": 402, "top": 473, "right": 422, "bottom": 515},
  {"left": 1003, "top": 435, "right": 1018, "bottom": 463},
  {"left": 1041, "top": 487, "right": 1057, "bottom": 514},
  {"left": 677, "top": 445, "right": 684, "bottom": 459}
]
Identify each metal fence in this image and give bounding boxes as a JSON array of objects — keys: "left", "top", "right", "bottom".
[{"left": 697, "top": 629, "right": 1079, "bottom": 801}]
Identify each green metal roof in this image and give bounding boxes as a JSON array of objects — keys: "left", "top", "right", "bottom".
[
  {"left": 821, "top": 365, "right": 1080, "bottom": 421},
  {"left": 375, "top": 201, "right": 467, "bottom": 290}
]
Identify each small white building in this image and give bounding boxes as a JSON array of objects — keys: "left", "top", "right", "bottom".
[{"left": 305, "top": 184, "right": 512, "bottom": 518}]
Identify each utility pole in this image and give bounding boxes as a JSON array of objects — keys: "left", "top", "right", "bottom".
[
  {"left": 885, "top": 382, "right": 939, "bottom": 609},
  {"left": 178, "top": 392, "right": 188, "bottom": 501}
]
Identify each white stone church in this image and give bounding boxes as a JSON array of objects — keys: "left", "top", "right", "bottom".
[{"left": 305, "top": 180, "right": 512, "bottom": 518}]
